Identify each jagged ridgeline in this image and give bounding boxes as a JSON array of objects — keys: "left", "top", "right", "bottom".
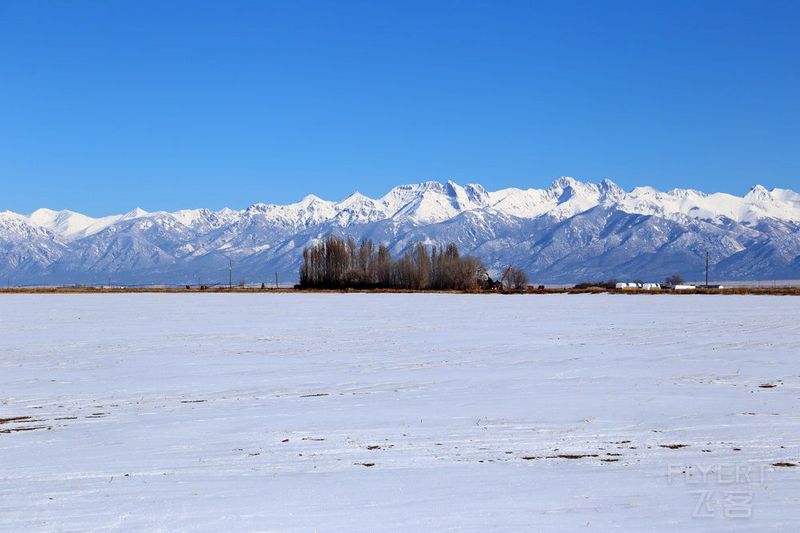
[
  {"left": 3, "top": 178, "right": 800, "bottom": 285},
  {"left": 299, "top": 236, "right": 488, "bottom": 291}
]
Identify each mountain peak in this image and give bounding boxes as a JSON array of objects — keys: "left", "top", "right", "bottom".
[
  {"left": 598, "top": 179, "right": 625, "bottom": 203},
  {"left": 444, "top": 180, "right": 459, "bottom": 193},
  {"left": 550, "top": 176, "right": 579, "bottom": 190},
  {"left": 341, "top": 191, "right": 368, "bottom": 202},
  {"left": 599, "top": 178, "right": 619, "bottom": 189},
  {"left": 746, "top": 184, "right": 771, "bottom": 202},
  {"left": 298, "top": 194, "right": 326, "bottom": 205},
  {"left": 123, "top": 208, "right": 148, "bottom": 219},
  {"left": 29, "top": 207, "right": 59, "bottom": 220}
]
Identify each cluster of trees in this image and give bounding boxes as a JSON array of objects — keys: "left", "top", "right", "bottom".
[
  {"left": 299, "top": 236, "right": 492, "bottom": 291},
  {"left": 573, "top": 278, "right": 621, "bottom": 290}
]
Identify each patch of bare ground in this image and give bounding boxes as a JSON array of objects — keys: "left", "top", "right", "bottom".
[
  {"left": 773, "top": 462, "right": 797, "bottom": 467},
  {"left": 0, "top": 416, "right": 35, "bottom": 424},
  {"left": 0, "top": 416, "right": 51, "bottom": 434},
  {"left": 0, "top": 425, "right": 48, "bottom": 434},
  {"left": 660, "top": 444, "right": 689, "bottom": 449},
  {"left": 522, "top": 454, "right": 600, "bottom": 460}
]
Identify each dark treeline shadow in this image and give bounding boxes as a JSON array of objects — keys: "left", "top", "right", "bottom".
[{"left": 299, "top": 235, "right": 490, "bottom": 291}]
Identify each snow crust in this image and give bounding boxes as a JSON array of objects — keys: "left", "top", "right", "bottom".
[{"left": 1, "top": 294, "right": 798, "bottom": 530}]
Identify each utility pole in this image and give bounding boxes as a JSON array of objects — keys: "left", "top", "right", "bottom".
[
  {"left": 275, "top": 272, "right": 279, "bottom": 289},
  {"left": 228, "top": 259, "right": 233, "bottom": 289},
  {"left": 705, "top": 251, "right": 709, "bottom": 288}
]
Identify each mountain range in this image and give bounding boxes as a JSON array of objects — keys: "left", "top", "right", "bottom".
[{"left": 2, "top": 177, "right": 799, "bottom": 286}]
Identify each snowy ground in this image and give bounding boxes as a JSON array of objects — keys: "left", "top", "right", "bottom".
[{"left": 1, "top": 294, "right": 799, "bottom": 531}]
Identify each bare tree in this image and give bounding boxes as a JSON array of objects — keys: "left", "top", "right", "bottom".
[
  {"left": 415, "top": 243, "right": 431, "bottom": 289},
  {"left": 507, "top": 268, "right": 529, "bottom": 292},
  {"left": 664, "top": 273, "right": 685, "bottom": 286},
  {"left": 372, "top": 244, "right": 388, "bottom": 287}
]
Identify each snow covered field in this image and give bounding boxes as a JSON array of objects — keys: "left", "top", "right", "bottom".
[{"left": 1, "top": 294, "right": 798, "bottom": 531}]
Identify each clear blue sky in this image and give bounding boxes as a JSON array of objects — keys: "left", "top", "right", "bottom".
[{"left": 1, "top": 0, "right": 798, "bottom": 216}]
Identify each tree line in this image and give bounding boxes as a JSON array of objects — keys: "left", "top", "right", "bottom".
[{"left": 299, "top": 235, "right": 502, "bottom": 291}]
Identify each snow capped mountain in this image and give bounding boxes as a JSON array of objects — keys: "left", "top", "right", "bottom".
[
  {"left": 2, "top": 177, "right": 799, "bottom": 285},
  {"left": 26, "top": 208, "right": 126, "bottom": 241},
  {"left": 617, "top": 184, "right": 800, "bottom": 225}
]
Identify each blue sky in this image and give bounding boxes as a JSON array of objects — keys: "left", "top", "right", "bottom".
[{"left": 1, "top": 0, "right": 798, "bottom": 216}]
